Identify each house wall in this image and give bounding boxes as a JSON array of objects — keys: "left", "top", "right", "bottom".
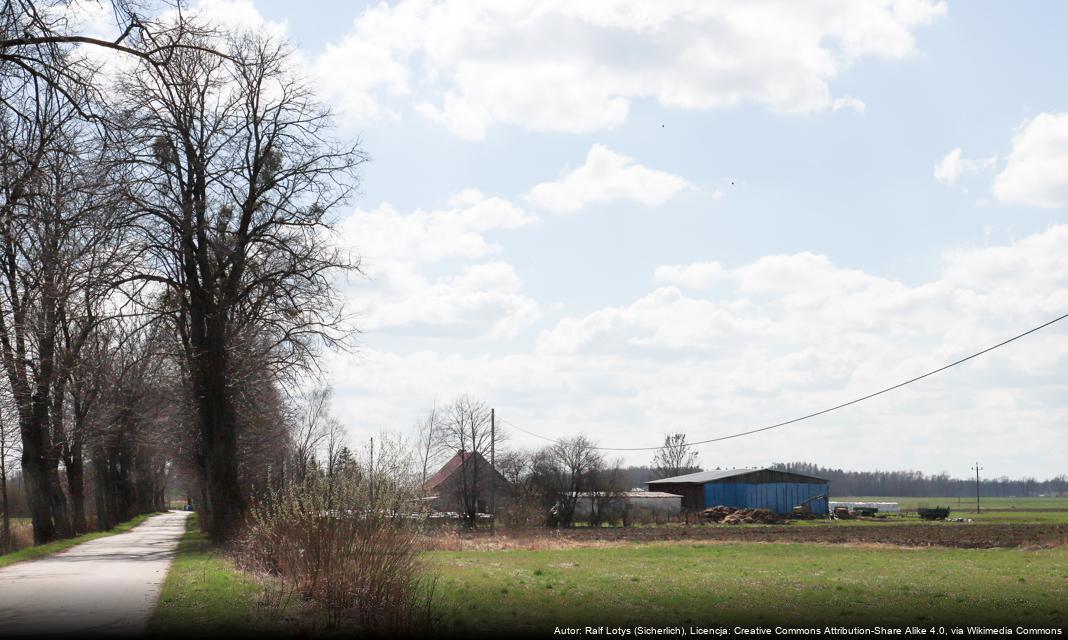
[
  {"left": 704, "top": 481, "right": 829, "bottom": 515},
  {"left": 427, "top": 467, "right": 514, "bottom": 514}
]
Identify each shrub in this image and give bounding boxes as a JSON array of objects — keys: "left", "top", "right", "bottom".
[{"left": 243, "top": 473, "right": 432, "bottom": 632}]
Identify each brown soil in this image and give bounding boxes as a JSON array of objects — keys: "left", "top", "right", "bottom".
[{"left": 426, "top": 523, "right": 1068, "bottom": 551}]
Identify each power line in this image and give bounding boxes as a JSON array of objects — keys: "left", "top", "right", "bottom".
[{"left": 500, "top": 310, "right": 1068, "bottom": 452}]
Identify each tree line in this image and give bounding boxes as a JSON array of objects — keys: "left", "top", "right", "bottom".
[
  {"left": 772, "top": 462, "right": 1068, "bottom": 498},
  {"left": 0, "top": 1, "right": 362, "bottom": 548}
]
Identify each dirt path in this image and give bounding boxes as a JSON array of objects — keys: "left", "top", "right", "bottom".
[
  {"left": 434, "top": 522, "right": 1068, "bottom": 550},
  {"left": 0, "top": 510, "right": 190, "bottom": 637}
]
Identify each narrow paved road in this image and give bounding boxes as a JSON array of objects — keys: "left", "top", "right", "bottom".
[{"left": 0, "top": 510, "right": 190, "bottom": 637}]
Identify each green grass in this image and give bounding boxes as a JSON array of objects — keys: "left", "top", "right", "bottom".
[
  {"left": 0, "top": 512, "right": 160, "bottom": 569},
  {"left": 823, "top": 496, "right": 1068, "bottom": 525},
  {"left": 838, "top": 496, "right": 1068, "bottom": 510},
  {"left": 428, "top": 542, "right": 1068, "bottom": 633},
  {"left": 148, "top": 513, "right": 296, "bottom": 637}
]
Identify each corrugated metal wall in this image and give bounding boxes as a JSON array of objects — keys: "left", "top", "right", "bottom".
[{"left": 704, "top": 481, "right": 828, "bottom": 515}]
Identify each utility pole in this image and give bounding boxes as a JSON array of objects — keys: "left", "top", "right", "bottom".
[
  {"left": 971, "top": 462, "right": 983, "bottom": 513},
  {"left": 490, "top": 408, "right": 495, "bottom": 535},
  {"left": 369, "top": 436, "right": 375, "bottom": 510}
]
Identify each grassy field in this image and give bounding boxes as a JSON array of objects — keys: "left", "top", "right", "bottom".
[
  {"left": 824, "top": 497, "right": 1068, "bottom": 525},
  {"left": 428, "top": 542, "right": 1068, "bottom": 633},
  {"left": 148, "top": 513, "right": 298, "bottom": 637},
  {"left": 0, "top": 512, "right": 159, "bottom": 569},
  {"left": 837, "top": 496, "right": 1068, "bottom": 510}
]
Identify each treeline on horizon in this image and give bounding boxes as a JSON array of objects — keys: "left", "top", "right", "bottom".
[{"left": 615, "top": 463, "right": 1068, "bottom": 498}]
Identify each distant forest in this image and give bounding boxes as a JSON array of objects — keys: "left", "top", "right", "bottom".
[{"left": 621, "top": 464, "right": 1068, "bottom": 498}]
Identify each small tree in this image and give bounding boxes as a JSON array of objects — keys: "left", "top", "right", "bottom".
[
  {"left": 651, "top": 432, "right": 700, "bottom": 480},
  {"left": 589, "top": 459, "right": 627, "bottom": 526},
  {"left": 533, "top": 435, "right": 602, "bottom": 528}
]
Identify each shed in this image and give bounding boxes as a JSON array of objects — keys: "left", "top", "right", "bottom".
[
  {"left": 571, "top": 491, "right": 682, "bottom": 519},
  {"left": 646, "top": 468, "right": 829, "bottom": 515}
]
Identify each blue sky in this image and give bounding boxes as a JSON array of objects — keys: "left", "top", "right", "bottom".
[{"left": 172, "top": 1, "right": 1068, "bottom": 478}]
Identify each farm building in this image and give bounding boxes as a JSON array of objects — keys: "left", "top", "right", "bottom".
[
  {"left": 829, "top": 501, "right": 901, "bottom": 514},
  {"left": 646, "top": 467, "right": 829, "bottom": 515},
  {"left": 422, "top": 450, "right": 512, "bottom": 514},
  {"left": 571, "top": 491, "right": 683, "bottom": 520}
]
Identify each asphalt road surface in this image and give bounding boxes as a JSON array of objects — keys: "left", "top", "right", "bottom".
[{"left": 0, "top": 510, "right": 190, "bottom": 637}]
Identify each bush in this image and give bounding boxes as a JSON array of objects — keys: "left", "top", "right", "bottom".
[{"left": 243, "top": 473, "right": 432, "bottom": 632}]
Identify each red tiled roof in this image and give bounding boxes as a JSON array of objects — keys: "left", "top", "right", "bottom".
[{"left": 423, "top": 450, "right": 502, "bottom": 491}]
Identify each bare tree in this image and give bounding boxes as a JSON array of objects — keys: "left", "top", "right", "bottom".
[
  {"left": 0, "top": 70, "right": 133, "bottom": 542},
  {"left": 116, "top": 31, "right": 366, "bottom": 541},
  {"left": 0, "top": 1, "right": 226, "bottom": 119},
  {"left": 89, "top": 321, "right": 177, "bottom": 530},
  {"left": 651, "top": 432, "right": 700, "bottom": 480},
  {"left": 414, "top": 402, "right": 441, "bottom": 491},
  {"left": 289, "top": 385, "right": 332, "bottom": 481},
  {"left": 533, "top": 435, "right": 603, "bottom": 528},
  {"left": 322, "top": 410, "right": 346, "bottom": 479},
  {"left": 589, "top": 458, "right": 627, "bottom": 526}
]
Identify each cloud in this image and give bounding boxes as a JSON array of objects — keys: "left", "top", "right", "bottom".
[
  {"left": 934, "top": 148, "right": 964, "bottom": 185},
  {"left": 328, "top": 226, "right": 1068, "bottom": 476},
  {"left": 315, "top": 0, "right": 945, "bottom": 138},
  {"left": 993, "top": 112, "right": 1068, "bottom": 208},
  {"left": 524, "top": 144, "right": 693, "bottom": 214},
  {"left": 654, "top": 262, "right": 726, "bottom": 289},
  {"left": 831, "top": 95, "right": 866, "bottom": 112},
  {"left": 357, "top": 260, "right": 541, "bottom": 339},
  {"left": 934, "top": 148, "right": 997, "bottom": 187},
  {"left": 337, "top": 190, "right": 537, "bottom": 267},
  {"left": 335, "top": 191, "right": 540, "bottom": 338}
]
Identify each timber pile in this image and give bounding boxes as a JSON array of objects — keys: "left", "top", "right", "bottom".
[{"left": 700, "top": 506, "right": 786, "bottom": 525}]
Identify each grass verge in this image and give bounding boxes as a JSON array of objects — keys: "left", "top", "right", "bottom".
[
  {"left": 429, "top": 541, "right": 1068, "bottom": 633},
  {"left": 0, "top": 512, "right": 160, "bottom": 569},
  {"left": 148, "top": 513, "right": 298, "bottom": 637}
]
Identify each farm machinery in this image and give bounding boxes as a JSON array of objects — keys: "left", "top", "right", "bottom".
[
  {"left": 916, "top": 505, "right": 951, "bottom": 520},
  {"left": 792, "top": 493, "right": 828, "bottom": 518}
]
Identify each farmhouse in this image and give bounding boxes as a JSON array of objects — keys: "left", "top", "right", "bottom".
[
  {"left": 422, "top": 450, "right": 512, "bottom": 514},
  {"left": 646, "top": 467, "right": 830, "bottom": 515}
]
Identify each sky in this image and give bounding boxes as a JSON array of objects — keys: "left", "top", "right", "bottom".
[{"left": 136, "top": 1, "right": 1068, "bottom": 478}]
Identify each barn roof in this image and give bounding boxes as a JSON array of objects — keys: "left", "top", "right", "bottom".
[
  {"left": 423, "top": 450, "right": 508, "bottom": 491},
  {"left": 646, "top": 467, "right": 827, "bottom": 485}
]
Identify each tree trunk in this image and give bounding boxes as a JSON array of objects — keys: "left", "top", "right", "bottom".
[
  {"left": 21, "top": 434, "right": 56, "bottom": 544},
  {"left": 1, "top": 452, "right": 9, "bottom": 553},
  {"left": 67, "top": 449, "right": 86, "bottom": 534},
  {"left": 195, "top": 327, "right": 244, "bottom": 542}
]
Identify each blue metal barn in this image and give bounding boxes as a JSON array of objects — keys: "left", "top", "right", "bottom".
[{"left": 645, "top": 468, "right": 829, "bottom": 515}]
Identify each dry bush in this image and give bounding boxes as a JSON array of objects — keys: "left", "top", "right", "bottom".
[
  {"left": 243, "top": 473, "right": 434, "bottom": 632},
  {"left": 7, "top": 520, "right": 33, "bottom": 551}
]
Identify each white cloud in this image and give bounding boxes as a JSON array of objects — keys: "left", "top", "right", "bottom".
[
  {"left": 654, "top": 262, "right": 726, "bottom": 289},
  {"left": 993, "top": 112, "right": 1068, "bottom": 208},
  {"left": 358, "top": 260, "right": 541, "bottom": 339},
  {"left": 316, "top": 0, "right": 945, "bottom": 138},
  {"left": 329, "top": 226, "right": 1068, "bottom": 476},
  {"left": 334, "top": 191, "right": 540, "bottom": 338},
  {"left": 524, "top": 144, "right": 692, "bottom": 214},
  {"left": 188, "top": 0, "right": 288, "bottom": 36},
  {"left": 337, "top": 190, "right": 536, "bottom": 268},
  {"left": 934, "top": 148, "right": 964, "bottom": 185},
  {"left": 832, "top": 95, "right": 866, "bottom": 112},
  {"left": 934, "top": 147, "right": 997, "bottom": 187}
]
